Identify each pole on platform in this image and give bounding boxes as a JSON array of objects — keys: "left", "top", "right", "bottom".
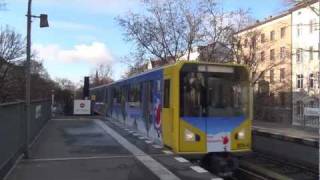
[
  {"left": 24, "top": 0, "right": 32, "bottom": 159},
  {"left": 25, "top": 0, "right": 48, "bottom": 159}
]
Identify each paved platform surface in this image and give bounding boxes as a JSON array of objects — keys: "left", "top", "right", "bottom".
[
  {"left": 5, "top": 117, "right": 220, "bottom": 180},
  {"left": 253, "top": 120, "right": 318, "bottom": 141}
]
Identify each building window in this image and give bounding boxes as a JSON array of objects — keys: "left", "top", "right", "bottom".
[
  {"left": 279, "top": 92, "right": 286, "bottom": 106},
  {"left": 260, "top": 51, "right": 265, "bottom": 61},
  {"left": 296, "top": 48, "right": 303, "bottom": 63},
  {"left": 270, "top": 30, "right": 275, "bottom": 41},
  {"left": 280, "top": 47, "right": 286, "bottom": 60},
  {"left": 309, "top": 20, "right": 313, "bottom": 33},
  {"left": 297, "top": 24, "right": 301, "bottom": 36},
  {"left": 280, "top": 27, "right": 286, "bottom": 38},
  {"left": 308, "top": 99, "right": 319, "bottom": 109},
  {"left": 270, "top": 69, "right": 274, "bottom": 83},
  {"left": 297, "top": 74, "right": 304, "bottom": 88},
  {"left": 309, "top": 101, "right": 315, "bottom": 107},
  {"left": 261, "top": 71, "right": 265, "bottom": 80},
  {"left": 252, "top": 72, "right": 256, "bottom": 80},
  {"left": 270, "top": 49, "right": 275, "bottom": 61},
  {"left": 309, "top": 46, "right": 313, "bottom": 60},
  {"left": 309, "top": 73, "right": 314, "bottom": 88},
  {"left": 313, "top": 19, "right": 317, "bottom": 31},
  {"left": 251, "top": 36, "right": 257, "bottom": 48},
  {"left": 318, "top": 72, "right": 320, "bottom": 89},
  {"left": 244, "top": 39, "right": 248, "bottom": 48},
  {"left": 280, "top": 68, "right": 285, "bottom": 82},
  {"left": 296, "top": 101, "right": 304, "bottom": 117},
  {"left": 261, "top": 33, "right": 265, "bottom": 43},
  {"left": 319, "top": 48, "right": 320, "bottom": 61}
]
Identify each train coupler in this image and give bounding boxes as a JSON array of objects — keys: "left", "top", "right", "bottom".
[{"left": 201, "top": 152, "right": 239, "bottom": 177}]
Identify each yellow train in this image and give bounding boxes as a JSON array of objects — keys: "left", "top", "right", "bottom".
[{"left": 91, "top": 61, "right": 252, "bottom": 175}]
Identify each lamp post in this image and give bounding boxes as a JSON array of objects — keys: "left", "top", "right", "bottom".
[{"left": 25, "top": 0, "right": 48, "bottom": 158}]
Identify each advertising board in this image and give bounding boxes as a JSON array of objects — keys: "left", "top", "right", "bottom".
[{"left": 74, "top": 100, "right": 91, "bottom": 115}]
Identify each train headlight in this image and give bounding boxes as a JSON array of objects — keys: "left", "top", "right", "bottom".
[
  {"left": 184, "top": 129, "right": 195, "bottom": 141},
  {"left": 235, "top": 130, "right": 245, "bottom": 140}
]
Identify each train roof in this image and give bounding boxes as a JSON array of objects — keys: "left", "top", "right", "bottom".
[{"left": 90, "top": 61, "right": 248, "bottom": 90}]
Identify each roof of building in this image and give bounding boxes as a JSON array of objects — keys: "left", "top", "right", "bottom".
[{"left": 236, "top": 0, "right": 318, "bottom": 34}]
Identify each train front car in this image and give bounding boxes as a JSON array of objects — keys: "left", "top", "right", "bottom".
[{"left": 178, "top": 63, "right": 252, "bottom": 177}]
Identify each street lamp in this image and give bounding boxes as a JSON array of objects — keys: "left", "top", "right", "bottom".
[{"left": 25, "top": 0, "right": 48, "bottom": 158}]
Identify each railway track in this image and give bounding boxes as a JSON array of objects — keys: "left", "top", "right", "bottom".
[
  {"left": 234, "top": 167, "right": 270, "bottom": 180},
  {"left": 232, "top": 152, "right": 318, "bottom": 180},
  {"left": 188, "top": 151, "right": 318, "bottom": 180}
]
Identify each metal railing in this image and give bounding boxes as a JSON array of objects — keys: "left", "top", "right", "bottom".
[{"left": 0, "top": 100, "right": 51, "bottom": 179}]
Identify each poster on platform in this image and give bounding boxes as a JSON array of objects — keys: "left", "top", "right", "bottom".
[{"left": 74, "top": 100, "right": 91, "bottom": 115}]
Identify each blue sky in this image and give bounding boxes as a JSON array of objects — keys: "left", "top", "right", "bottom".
[{"left": 0, "top": 0, "right": 287, "bottom": 84}]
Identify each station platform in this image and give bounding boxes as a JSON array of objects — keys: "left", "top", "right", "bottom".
[
  {"left": 4, "top": 116, "right": 221, "bottom": 180},
  {"left": 252, "top": 120, "right": 318, "bottom": 144},
  {"left": 252, "top": 120, "right": 318, "bottom": 168}
]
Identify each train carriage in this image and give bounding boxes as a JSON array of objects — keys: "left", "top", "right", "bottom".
[{"left": 91, "top": 61, "right": 252, "bottom": 174}]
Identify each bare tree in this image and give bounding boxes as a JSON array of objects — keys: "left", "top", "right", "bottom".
[
  {"left": 90, "top": 63, "right": 113, "bottom": 87},
  {"left": 0, "top": 26, "right": 25, "bottom": 81},
  {"left": 117, "top": 0, "right": 204, "bottom": 64},
  {"left": 232, "top": 28, "right": 293, "bottom": 122},
  {"left": 0, "top": 26, "right": 25, "bottom": 102},
  {"left": 123, "top": 61, "right": 148, "bottom": 78},
  {"left": 232, "top": 29, "right": 289, "bottom": 86},
  {"left": 55, "top": 78, "right": 76, "bottom": 91},
  {"left": 197, "top": 0, "right": 255, "bottom": 62},
  {"left": 0, "top": 59, "right": 54, "bottom": 102}
]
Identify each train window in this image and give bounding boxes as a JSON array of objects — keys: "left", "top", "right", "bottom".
[
  {"left": 180, "top": 70, "right": 248, "bottom": 117},
  {"left": 181, "top": 73, "right": 205, "bottom": 116},
  {"left": 164, "top": 79, "right": 170, "bottom": 108},
  {"left": 129, "top": 84, "right": 141, "bottom": 103},
  {"left": 121, "top": 86, "right": 127, "bottom": 102},
  {"left": 144, "top": 81, "right": 153, "bottom": 104},
  {"left": 149, "top": 81, "right": 153, "bottom": 103},
  {"left": 118, "top": 87, "right": 122, "bottom": 103},
  {"left": 157, "top": 80, "right": 161, "bottom": 91}
]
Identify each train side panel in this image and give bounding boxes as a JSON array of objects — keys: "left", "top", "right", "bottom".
[{"left": 106, "top": 70, "right": 165, "bottom": 144}]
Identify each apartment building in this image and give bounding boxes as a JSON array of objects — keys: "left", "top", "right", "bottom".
[
  {"left": 291, "top": 1, "right": 319, "bottom": 128},
  {"left": 235, "top": 12, "right": 293, "bottom": 124},
  {"left": 235, "top": 0, "right": 319, "bottom": 127}
]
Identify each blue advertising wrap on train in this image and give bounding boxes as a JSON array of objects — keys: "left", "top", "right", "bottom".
[{"left": 181, "top": 116, "right": 245, "bottom": 134}]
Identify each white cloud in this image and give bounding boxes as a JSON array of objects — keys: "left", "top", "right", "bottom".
[{"left": 34, "top": 42, "right": 114, "bottom": 65}]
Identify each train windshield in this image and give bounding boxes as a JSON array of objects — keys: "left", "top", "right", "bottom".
[{"left": 180, "top": 65, "right": 249, "bottom": 117}]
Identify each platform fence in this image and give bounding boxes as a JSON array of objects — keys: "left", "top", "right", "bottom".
[{"left": 0, "top": 100, "right": 51, "bottom": 179}]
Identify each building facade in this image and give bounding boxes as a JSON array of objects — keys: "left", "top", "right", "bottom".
[
  {"left": 291, "top": 1, "right": 319, "bottom": 128},
  {"left": 235, "top": 0, "right": 320, "bottom": 128},
  {"left": 236, "top": 13, "right": 293, "bottom": 124}
]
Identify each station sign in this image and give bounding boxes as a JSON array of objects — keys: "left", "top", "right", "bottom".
[
  {"left": 74, "top": 100, "right": 91, "bottom": 115},
  {"left": 304, "top": 107, "right": 320, "bottom": 117}
]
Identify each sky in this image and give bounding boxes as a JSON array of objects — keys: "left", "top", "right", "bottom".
[{"left": 0, "top": 0, "right": 288, "bottom": 84}]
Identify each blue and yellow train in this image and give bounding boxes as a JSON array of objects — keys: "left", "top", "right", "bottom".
[{"left": 91, "top": 61, "right": 252, "bottom": 174}]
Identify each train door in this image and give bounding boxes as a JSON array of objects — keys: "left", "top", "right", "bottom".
[{"left": 162, "top": 78, "right": 174, "bottom": 148}]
